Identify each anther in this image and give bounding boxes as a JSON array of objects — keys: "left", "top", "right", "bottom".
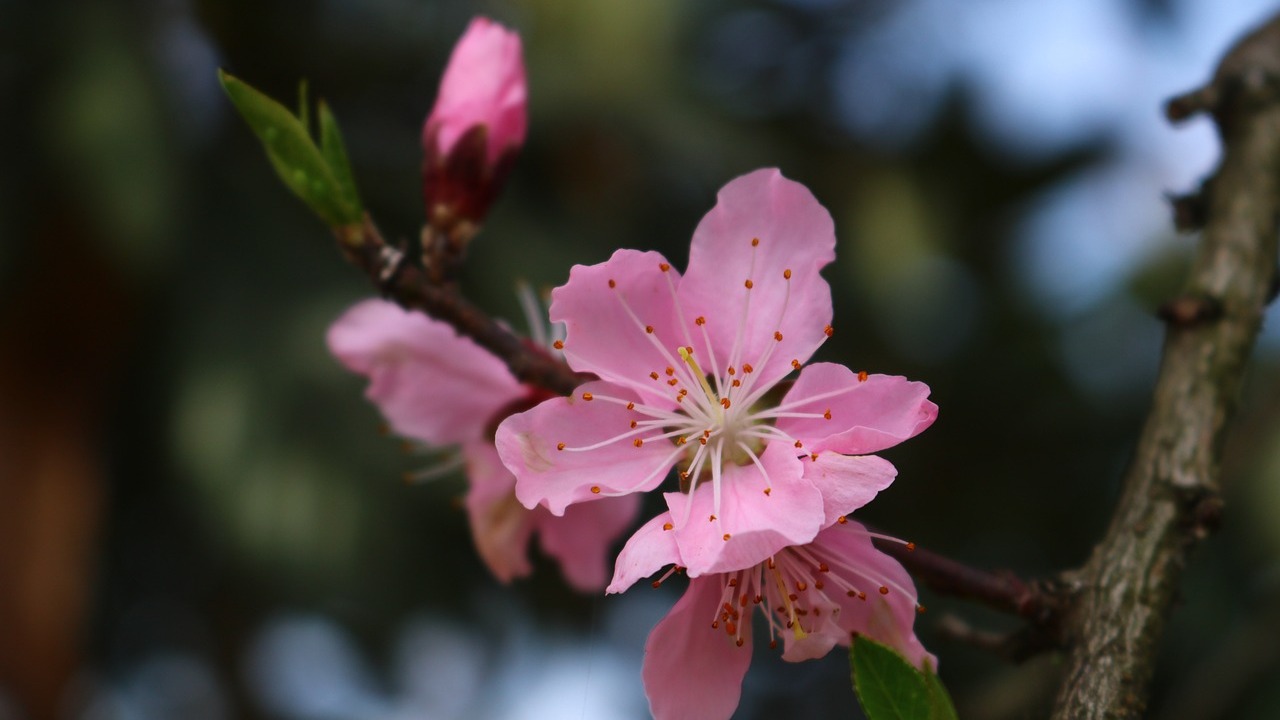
[
  {"left": 837, "top": 515, "right": 847, "bottom": 524},
  {"left": 709, "top": 514, "right": 717, "bottom": 522},
  {"left": 626, "top": 402, "right": 635, "bottom": 410},
  {"left": 783, "top": 268, "right": 792, "bottom": 279},
  {"left": 695, "top": 316, "right": 706, "bottom": 325},
  {"left": 677, "top": 437, "right": 688, "bottom": 445},
  {"left": 796, "top": 581, "right": 807, "bottom": 591},
  {"left": 652, "top": 581, "right": 661, "bottom": 588},
  {"left": 646, "top": 325, "right": 654, "bottom": 334},
  {"left": 608, "top": 279, "right": 616, "bottom": 288},
  {"left": 751, "top": 238, "right": 760, "bottom": 247},
  {"left": 745, "top": 279, "right": 754, "bottom": 289},
  {"left": 815, "top": 580, "right": 824, "bottom": 590},
  {"left": 582, "top": 392, "right": 594, "bottom": 401},
  {"left": 721, "top": 398, "right": 731, "bottom": 409},
  {"left": 742, "top": 363, "right": 753, "bottom": 373},
  {"left": 858, "top": 591, "right": 867, "bottom": 600},
  {"left": 879, "top": 586, "right": 889, "bottom": 595},
  {"left": 857, "top": 370, "right": 868, "bottom": 382},
  {"left": 906, "top": 542, "right": 916, "bottom": 552},
  {"left": 727, "top": 578, "right": 738, "bottom": 587},
  {"left": 735, "top": 638, "right": 745, "bottom": 647},
  {"left": 763, "top": 488, "right": 771, "bottom": 496},
  {"left": 553, "top": 340, "right": 564, "bottom": 349},
  {"left": 818, "top": 563, "right": 829, "bottom": 572},
  {"left": 774, "top": 331, "right": 784, "bottom": 341},
  {"left": 557, "top": 442, "right": 566, "bottom": 451},
  {"left": 630, "top": 420, "right": 638, "bottom": 428},
  {"left": 659, "top": 262, "right": 670, "bottom": 272},
  {"left": 916, "top": 605, "right": 926, "bottom": 614},
  {"left": 811, "top": 453, "right": 819, "bottom": 461},
  {"left": 667, "top": 378, "right": 678, "bottom": 386},
  {"left": 823, "top": 409, "right": 832, "bottom": 420},
  {"left": 665, "top": 366, "right": 675, "bottom": 376},
  {"left": 731, "top": 379, "right": 741, "bottom": 387},
  {"left": 699, "top": 437, "right": 708, "bottom": 446},
  {"left": 591, "top": 486, "right": 601, "bottom": 494},
  {"left": 794, "top": 440, "right": 803, "bottom": 448},
  {"left": 723, "top": 534, "right": 731, "bottom": 541},
  {"left": 727, "top": 366, "right": 736, "bottom": 376},
  {"left": 633, "top": 438, "right": 644, "bottom": 447},
  {"left": 791, "top": 359, "right": 801, "bottom": 369},
  {"left": 662, "top": 522, "right": 673, "bottom": 531},
  {"left": 679, "top": 471, "right": 690, "bottom": 480},
  {"left": 650, "top": 372, "right": 660, "bottom": 380},
  {"left": 824, "top": 324, "right": 834, "bottom": 337}
]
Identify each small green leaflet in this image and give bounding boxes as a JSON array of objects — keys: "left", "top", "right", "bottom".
[
  {"left": 851, "top": 636, "right": 958, "bottom": 720},
  {"left": 217, "top": 70, "right": 363, "bottom": 234}
]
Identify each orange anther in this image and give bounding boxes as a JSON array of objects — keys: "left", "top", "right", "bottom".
[
  {"left": 650, "top": 372, "right": 660, "bottom": 380},
  {"left": 794, "top": 440, "right": 803, "bottom": 448},
  {"left": 630, "top": 420, "right": 638, "bottom": 428},
  {"left": 857, "top": 370, "right": 868, "bottom": 382},
  {"left": 667, "top": 378, "right": 678, "bottom": 386},
  {"left": 783, "top": 268, "right": 792, "bottom": 279},
  {"left": 774, "top": 331, "right": 784, "bottom": 341},
  {"left": 751, "top": 238, "right": 760, "bottom": 247},
  {"left": 645, "top": 325, "right": 654, "bottom": 334},
  {"left": 824, "top": 324, "right": 834, "bottom": 337},
  {"left": 608, "top": 279, "right": 616, "bottom": 288},
  {"left": 763, "top": 488, "right": 772, "bottom": 496},
  {"left": 709, "top": 514, "right": 717, "bottom": 522},
  {"left": 791, "top": 359, "right": 801, "bottom": 369},
  {"left": 837, "top": 515, "right": 847, "bottom": 524},
  {"left": 723, "top": 533, "right": 731, "bottom": 541},
  {"left": 731, "top": 379, "right": 741, "bottom": 387},
  {"left": 591, "top": 486, "right": 601, "bottom": 494},
  {"left": 742, "top": 363, "right": 753, "bottom": 373},
  {"left": 721, "top": 398, "right": 731, "bottom": 409},
  {"left": 879, "top": 586, "right": 889, "bottom": 595},
  {"left": 659, "top": 262, "right": 671, "bottom": 272},
  {"left": 553, "top": 340, "right": 564, "bottom": 349},
  {"left": 626, "top": 402, "right": 635, "bottom": 410},
  {"left": 906, "top": 542, "right": 916, "bottom": 552},
  {"left": 582, "top": 392, "right": 594, "bottom": 401},
  {"left": 695, "top": 316, "right": 706, "bottom": 325},
  {"left": 744, "top": 279, "right": 754, "bottom": 289},
  {"left": 633, "top": 438, "right": 644, "bottom": 447},
  {"left": 663, "top": 522, "right": 673, "bottom": 531},
  {"left": 823, "top": 409, "right": 832, "bottom": 420},
  {"left": 557, "top": 442, "right": 566, "bottom": 451},
  {"left": 665, "top": 366, "right": 675, "bottom": 376}
]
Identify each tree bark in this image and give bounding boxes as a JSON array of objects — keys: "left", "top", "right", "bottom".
[{"left": 1051, "top": 15, "right": 1280, "bottom": 719}]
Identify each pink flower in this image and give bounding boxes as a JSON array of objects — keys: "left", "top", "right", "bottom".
[
  {"left": 327, "top": 299, "right": 637, "bottom": 592},
  {"left": 421, "top": 17, "right": 527, "bottom": 229},
  {"left": 496, "top": 169, "right": 937, "bottom": 578},
  {"left": 612, "top": 518, "right": 933, "bottom": 720}
]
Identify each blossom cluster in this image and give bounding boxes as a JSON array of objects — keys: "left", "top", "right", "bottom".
[{"left": 328, "top": 16, "right": 938, "bottom": 720}]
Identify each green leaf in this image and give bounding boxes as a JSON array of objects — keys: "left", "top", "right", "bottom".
[
  {"left": 217, "top": 69, "right": 361, "bottom": 228},
  {"left": 852, "top": 636, "right": 955, "bottom": 720},
  {"left": 318, "top": 101, "right": 362, "bottom": 219},
  {"left": 922, "top": 660, "right": 959, "bottom": 720}
]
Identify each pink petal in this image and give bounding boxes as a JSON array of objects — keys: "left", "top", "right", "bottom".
[
  {"left": 801, "top": 453, "right": 898, "bottom": 527},
  {"left": 537, "top": 492, "right": 642, "bottom": 593},
  {"left": 426, "top": 17, "right": 527, "bottom": 165},
  {"left": 776, "top": 363, "right": 937, "bottom": 455},
  {"left": 549, "top": 249, "right": 689, "bottom": 408},
  {"left": 668, "top": 445, "right": 821, "bottom": 577},
  {"left": 463, "top": 441, "right": 535, "bottom": 583},
  {"left": 795, "top": 522, "right": 935, "bottom": 669},
  {"left": 496, "top": 380, "right": 679, "bottom": 515},
  {"left": 642, "top": 579, "right": 753, "bottom": 720},
  {"left": 608, "top": 512, "right": 682, "bottom": 594},
  {"left": 678, "top": 169, "right": 836, "bottom": 388},
  {"left": 327, "top": 299, "right": 523, "bottom": 445}
]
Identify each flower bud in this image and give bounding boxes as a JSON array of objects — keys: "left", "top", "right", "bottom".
[{"left": 421, "top": 17, "right": 527, "bottom": 242}]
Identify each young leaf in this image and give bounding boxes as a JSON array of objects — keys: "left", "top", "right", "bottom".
[
  {"left": 923, "top": 661, "right": 959, "bottom": 720},
  {"left": 217, "top": 69, "right": 361, "bottom": 228},
  {"left": 318, "top": 101, "right": 362, "bottom": 219},
  {"left": 850, "top": 636, "right": 932, "bottom": 720}
]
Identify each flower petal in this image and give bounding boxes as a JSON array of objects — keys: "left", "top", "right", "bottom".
[
  {"left": 550, "top": 249, "right": 691, "bottom": 408},
  {"left": 678, "top": 169, "right": 836, "bottom": 389},
  {"left": 668, "top": 445, "right": 821, "bottom": 577},
  {"left": 789, "top": 522, "right": 934, "bottom": 669},
  {"left": 327, "top": 299, "right": 523, "bottom": 445},
  {"left": 463, "top": 441, "right": 535, "bottom": 583},
  {"left": 537, "top": 491, "right": 642, "bottom": 593},
  {"left": 642, "top": 579, "right": 753, "bottom": 720},
  {"left": 775, "top": 363, "right": 937, "bottom": 455},
  {"left": 607, "top": 511, "right": 682, "bottom": 594},
  {"left": 427, "top": 17, "right": 527, "bottom": 164},
  {"left": 801, "top": 453, "right": 898, "bottom": 527},
  {"left": 497, "top": 380, "right": 679, "bottom": 515}
]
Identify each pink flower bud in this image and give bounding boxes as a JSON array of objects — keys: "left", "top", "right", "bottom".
[{"left": 421, "top": 17, "right": 527, "bottom": 232}]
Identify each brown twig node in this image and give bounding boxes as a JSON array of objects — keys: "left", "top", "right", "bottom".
[{"left": 1051, "top": 12, "right": 1280, "bottom": 719}]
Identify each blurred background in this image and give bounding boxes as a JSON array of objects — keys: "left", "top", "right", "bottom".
[{"left": 4, "top": 0, "right": 1280, "bottom": 718}]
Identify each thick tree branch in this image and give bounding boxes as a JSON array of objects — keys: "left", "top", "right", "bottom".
[
  {"left": 335, "top": 216, "right": 587, "bottom": 396},
  {"left": 1050, "top": 15, "right": 1280, "bottom": 719}
]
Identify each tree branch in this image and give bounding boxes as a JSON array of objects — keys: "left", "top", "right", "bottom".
[
  {"left": 1050, "top": 15, "right": 1280, "bottom": 719},
  {"left": 335, "top": 216, "right": 588, "bottom": 396}
]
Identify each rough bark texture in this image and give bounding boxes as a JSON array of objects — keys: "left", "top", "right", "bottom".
[{"left": 1051, "top": 16, "right": 1280, "bottom": 719}]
